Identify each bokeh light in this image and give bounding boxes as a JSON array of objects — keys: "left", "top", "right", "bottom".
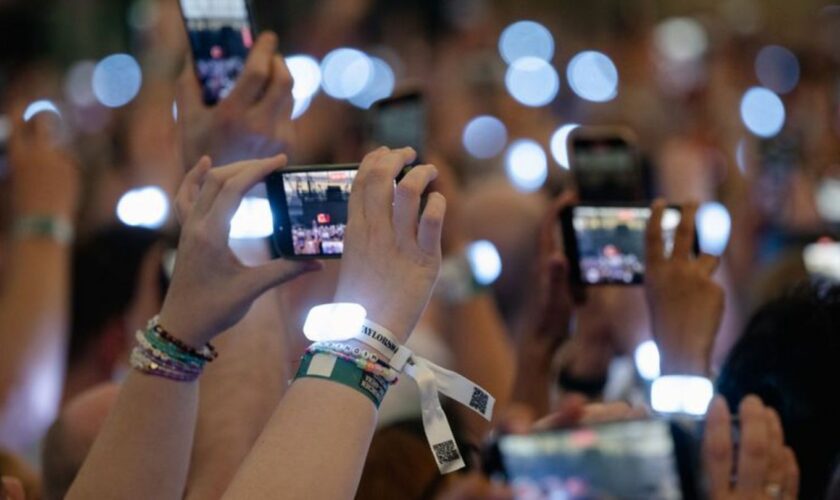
[
  {"left": 803, "top": 240, "right": 840, "bottom": 281},
  {"left": 505, "top": 57, "right": 560, "bottom": 107},
  {"left": 755, "top": 45, "right": 800, "bottom": 95},
  {"left": 735, "top": 138, "right": 749, "bottom": 174},
  {"left": 348, "top": 57, "right": 395, "bottom": 109},
  {"left": 64, "top": 60, "right": 97, "bottom": 108},
  {"left": 229, "top": 196, "right": 273, "bottom": 239},
  {"left": 697, "top": 202, "right": 732, "bottom": 257},
  {"left": 566, "top": 51, "right": 619, "bottom": 103},
  {"left": 634, "top": 340, "right": 661, "bottom": 381},
  {"left": 92, "top": 54, "right": 142, "bottom": 108},
  {"left": 498, "top": 20, "right": 554, "bottom": 64},
  {"left": 653, "top": 17, "right": 708, "bottom": 63},
  {"left": 467, "top": 240, "right": 503, "bottom": 286},
  {"left": 816, "top": 178, "right": 840, "bottom": 222},
  {"left": 505, "top": 139, "right": 548, "bottom": 192},
  {"left": 286, "top": 55, "right": 322, "bottom": 101},
  {"left": 549, "top": 124, "right": 580, "bottom": 169},
  {"left": 23, "top": 100, "right": 61, "bottom": 122},
  {"left": 291, "top": 97, "right": 312, "bottom": 120},
  {"left": 320, "top": 48, "right": 373, "bottom": 100},
  {"left": 740, "top": 87, "right": 785, "bottom": 138},
  {"left": 116, "top": 186, "right": 169, "bottom": 229},
  {"left": 462, "top": 115, "right": 508, "bottom": 159}
]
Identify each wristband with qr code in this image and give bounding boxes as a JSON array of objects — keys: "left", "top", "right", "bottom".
[{"left": 295, "top": 351, "right": 390, "bottom": 408}]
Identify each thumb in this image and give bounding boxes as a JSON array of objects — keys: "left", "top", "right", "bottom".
[{"left": 249, "top": 259, "right": 324, "bottom": 293}]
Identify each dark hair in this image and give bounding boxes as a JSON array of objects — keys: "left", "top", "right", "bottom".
[
  {"left": 717, "top": 279, "right": 840, "bottom": 500},
  {"left": 69, "top": 224, "right": 167, "bottom": 365}
]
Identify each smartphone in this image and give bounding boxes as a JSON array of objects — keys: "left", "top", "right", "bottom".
[
  {"left": 560, "top": 205, "right": 695, "bottom": 286},
  {"left": 265, "top": 165, "right": 357, "bottom": 259},
  {"left": 487, "top": 419, "right": 698, "bottom": 500},
  {"left": 569, "top": 127, "right": 646, "bottom": 203},
  {"left": 368, "top": 92, "right": 426, "bottom": 160},
  {"left": 178, "top": 0, "right": 257, "bottom": 106}
]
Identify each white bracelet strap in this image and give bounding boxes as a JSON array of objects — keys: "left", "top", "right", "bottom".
[{"left": 355, "top": 319, "right": 495, "bottom": 473}]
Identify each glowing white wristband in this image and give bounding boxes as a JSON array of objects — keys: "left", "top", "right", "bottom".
[
  {"left": 303, "top": 303, "right": 367, "bottom": 342},
  {"left": 302, "top": 304, "right": 495, "bottom": 474},
  {"left": 651, "top": 375, "right": 714, "bottom": 416}
]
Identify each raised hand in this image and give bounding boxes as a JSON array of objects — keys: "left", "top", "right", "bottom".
[
  {"left": 703, "top": 396, "right": 799, "bottom": 500},
  {"left": 645, "top": 200, "right": 724, "bottom": 375},
  {"left": 177, "top": 32, "right": 295, "bottom": 168},
  {"left": 334, "top": 147, "right": 446, "bottom": 342},
  {"left": 158, "top": 155, "right": 321, "bottom": 348}
]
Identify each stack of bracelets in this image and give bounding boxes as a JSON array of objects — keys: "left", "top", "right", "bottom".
[
  {"left": 130, "top": 316, "right": 218, "bottom": 382},
  {"left": 295, "top": 341, "right": 399, "bottom": 408}
]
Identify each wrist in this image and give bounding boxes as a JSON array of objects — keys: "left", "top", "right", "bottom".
[
  {"left": 158, "top": 306, "right": 210, "bottom": 350},
  {"left": 12, "top": 214, "right": 74, "bottom": 245}
]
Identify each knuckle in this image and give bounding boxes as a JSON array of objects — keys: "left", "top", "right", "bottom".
[{"left": 395, "top": 180, "right": 421, "bottom": 200}]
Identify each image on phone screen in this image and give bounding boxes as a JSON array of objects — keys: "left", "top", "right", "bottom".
[
  {"left": 369, "top": 93, "right": 425, "bottom": 158},
  {"left": 498, "top": 419, "right": 685, "bottom": 500},
  {"left": 266, "top": 167, "right": 357, "bottom": 258},
  {"left": 179, "top": 0, "right": 255, "bottom": 105},
  {"left": 563, "top": 206, "right": 683, "bottom": 285}
]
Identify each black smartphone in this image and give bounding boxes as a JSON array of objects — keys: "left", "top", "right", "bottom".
[
  {"left": 265, "top": 164, "right": 357, "bottom": 259},
  {"left": 560, "top": 205, "right": 696, "bottom": 286},
  {"left": 485, "top": 419, "right": 698, "bottom": 500},
  {"left": 569, "top": 127, "right": 646, "bottom": 203},
  {"left": 178, "top": 0, "right": 257, "bottom": 106},
  {"left": 368, "top": 92, "right": 426, "bottom": 160}
]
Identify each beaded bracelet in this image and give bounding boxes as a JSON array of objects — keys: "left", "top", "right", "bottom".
[
  {"left": 308, "top": 343, "right": 400, "bottom": 384},
  {"left": 148, "top": 316, "right": 217, "bottom": 362},
  {"left": 129, "top": 316, "right": 217, "bottom": 382}
]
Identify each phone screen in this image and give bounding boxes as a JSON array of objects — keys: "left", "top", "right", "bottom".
[
  {"left": 565, "top": 206, "right": 682, "bottom": 285},
  {"left": 266, "top": 166, "right": 357, "bottom": 258},
  {"left": 179, "top": 0, "right": 255, "bottom": 105},
  {"left": 369, "top": 93, "right": 425, "bottom": 158},
  {"left": 498, "top": 419, "right": 685, "bottom": 500},
  {"left": 571, "top": 136, "right": 643, "bottom": 202}
]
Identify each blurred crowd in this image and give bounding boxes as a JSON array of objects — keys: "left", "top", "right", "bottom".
[{"left": 0, "top": 0, "right": 839, "bottom": 499}]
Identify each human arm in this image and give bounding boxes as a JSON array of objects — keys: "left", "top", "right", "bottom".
[
  {"left": 67, "top": 155, "right": 320, "bottom": 500},
  {"left": 0, "top": 112, "right": 79, "bottom": 451},
  {"left": 222, "top": 147, "right": 447, "bottom": 499},
  {"left": 510, "top": 194, "right": 576, "bottom": 416},
  {"left": 645, "top": 200, "right": 724, "bottom": 376}
]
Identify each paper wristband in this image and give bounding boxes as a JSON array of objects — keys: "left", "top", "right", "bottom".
[
  {"left": 354, "top": 319, "right": 496, "bottom": 473},
  {"left": 295, "top": 352, "right": 389, "bottom": 408}
]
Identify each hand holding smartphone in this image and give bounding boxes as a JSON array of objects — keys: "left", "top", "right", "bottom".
[
  {"left": 178, "top": 0, "right": 257, "bottom": 105},
  {"left": 560, "top": 205, "right": 698, "bottom": 286}
]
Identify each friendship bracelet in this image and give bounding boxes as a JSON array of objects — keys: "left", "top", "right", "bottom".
[
  {"left": 12, "top": 215, "right": 74, "bottom": 245},
  {"left": 147, "top": 316, "right": 218, "bottom": 362},
  {"left": 137, "top": 330, "right": 206, "bottom": 368},
  {"left": 307, "top": 343, "right": 400, "bottom": 384},
  {"left": 130, "top": 348, "right": 202, "bottom": 382},
  {"left": 295, "top": 351, "right": 390, "bottom": 408}
]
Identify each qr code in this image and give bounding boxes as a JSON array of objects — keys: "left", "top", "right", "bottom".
[
  {"left": 432, "top": 440, "right": 461, "bottom": 464},
  {"left": 469, "top": 387, "right": 489, "bottom": 414}
]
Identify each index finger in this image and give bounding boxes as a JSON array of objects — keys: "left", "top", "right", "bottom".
[
  {"left": 735, "top": 396, "right": 770, "bottom": 495},
  {"left": 702, "top": 396, "right": 733, "bottom": 499},
  {"left": 645, "top": 199, "right": 667, "bottom": 265},
  {"left": 358, "top": 147, "right": 416, "bottom": 226},
  {"left": 673, "top": 202, "right": 698, "bottom": 260}
]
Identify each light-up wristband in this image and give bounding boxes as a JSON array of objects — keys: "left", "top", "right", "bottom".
[
  {"left": 302, "top": 304, "right": 496, "bottom": 474},
  {"left": 650, "top": 375, "right": 714, "bottom": 417}
]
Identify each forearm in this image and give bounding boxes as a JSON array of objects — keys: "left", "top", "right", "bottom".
[
  {"left": 186, "top": 244, "right": 289, "bottom": 499},
  {"left": 67, "top": 372, "right": 199, "bottom": 500},
  {"left": 223, "top": 378, "right": 378, "bottom": 500},
  {"left": 0, "top": 239, "right": 70, "bottom": 450},
  {"left": 511, "top": 339, "right": 555, "bottom": 416},
  {"left": 446, "top": 295, "right": 515, "bottom": 441}
]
